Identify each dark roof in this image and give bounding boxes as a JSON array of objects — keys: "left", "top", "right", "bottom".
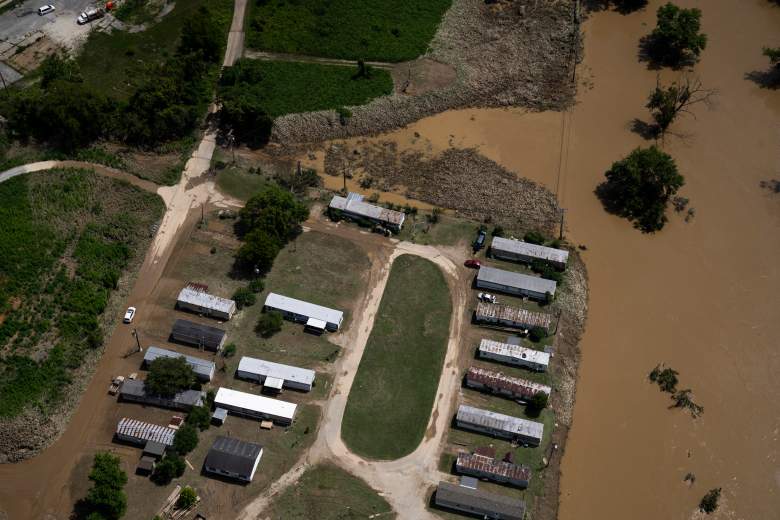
[
  {"left": 137, "top": 457, "right": 155, "bottom": 472},
  {"left": 435, "top": 481, "right": 525, "bottom": 519},
  {"left": 204, "top": 436, "right": 262, "bottom": 478},
  {"left": 171, "top": 319, "right": 226, "bottom": 349},
  {"left": 119, "top": 379, "right": 204, "bottom": 408},
  {"left": 143, "top": 440, "right": 167, "bottom": 457}
]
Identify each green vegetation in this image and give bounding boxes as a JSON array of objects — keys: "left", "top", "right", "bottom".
[
  {"left": 649, "top": 364, "right": 679, "bottom": 393},
  {"left": 596, "top": 146, "right": 684, "bottom": 233},
  {"left": 256, "top": 310, "right": 283, "bottom": 338},
  {"left": 644, "top": 2, "right": 707, "bottom": 66},
  {"left": 114, "top": 0, "right": 159, "bottom": 25},
  {"left": 699, "top": 487, "right": 721, "bottom": 513},
  {"left": 0, "top": 170, "right": 163, "bottom": 418},
  {"left": 222, "top": 343, "right": 237, "bottom": 358},
  {"left": 266, "top": 463, "right": 393, "bottom": 519},
  {"left": 526, "top": 391, "right": 549, "bottom": 414},
  {"left": 247, "top": 0, "right": 452, "bottom": 62},
  {"left": 215, "top": 167, "right": 268, "bottom": 201},
  {"left": 151, "top": 454, "right": 186, "bottom": 485},
  {"left": 342, "top": 255, "right": 452, "bottom": 459},
  {"left": 232, "top": 287, "right": 257, "bottom": 309},
  {"left": 173, "top": 424, "right": 199, "bottom": 455},
  {"left": 146, "top": 357, "right": 195, "bottom": 397},
  {"left": 763, "top": 46, "right": 780, "bottom": 67},
  {"left": 398, "top": 212, "right": 478, "bottom": 246},
  {"left": 185, "top": 405, "right": 211, "bottom": 431},
  {"left": 646, "top": 74, "right": 714, "bottom": 136},
  {"left": 176, "top": 486, "right": 198, "bottom": 509},
  {"left": 76, "top": 452, "right": 128, "bottom": 520},
  {"left": 523, "top": 230, "right": 546, "bottom": 245}
]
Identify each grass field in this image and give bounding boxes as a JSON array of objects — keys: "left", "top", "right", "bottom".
[
  {"left": 246, "top": 0, "right": 452, "bottom": 62},
  {"left": 215, "top": 167, "right": 268, "bottom": 202},
  {"left": 342, "top": 254, "right": 452, "bottom": 460},
  {"left": 221, "top": 60, "right": 393, "bottom": 118},
  {"left": 76, "top": 0, "right": 233, "bottom": 100},
  {"left": 265, "top": 463, "right": 394, "bottom": 519},
  {"left": 0, "top": 169, "right": 163, "bottom": 417},
  {"left": 398, "top": 214, "right": 478, "bottom": 246}
]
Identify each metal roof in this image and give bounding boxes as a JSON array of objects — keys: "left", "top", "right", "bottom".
[
  {"left": 144, "top": 346, "right": 215, "bottom": 379},
  {"left": 116, "top": 418, "right": 175, "bottom": 446},
  {"left": 491, "top": 236, "right": 569, "bottom": 265},
  {"left": 237, "top": 356, "right": 316, "bottom": 387},
  {"left": 435, "top": 481, "right": 526, "bottom": 519},
  {"left": 171, "top": 319, "right": 226, "bottom": 349},
  {"left": 119, "top": 379, "right": 204, "bottom": 407},
  {"left": 177, "top": 286, "right": 236, "bottom": 314},
  {"left": 476, "top": 266, "right": 557, "bottom": 295},
  {"left": 214, "top": 387, "right": 297, "bottom": 421},
  {"left": 456, "top": 451, "right": 532, "bottom": 483},
  {"left": 264, "top": 293, "right": 343, "bottom": 327},
  {"left": 329, "top": 193, "right": 406, "bottom": 226},
  {"left": 456, "top": 404, "right": 544, "bottom": 441},
  {"left": 478, "top": 339, "right": 551, "bottom": 367},
  {"left": 466, "top": 366, "right": 552, "bottom": 398},
  {"left": 204, "top": 436, "right": 263, "bottom": 479},
  {"left": 474, "top": 301, "right": 552, "bottom": 330}
]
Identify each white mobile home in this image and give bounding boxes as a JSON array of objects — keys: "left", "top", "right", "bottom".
[
  {"left": 474, "top": 301, "right": 552, "bottom": 332},
  {"left": 214, "top": 387, "right": 297, "bottom": 426},
  {"left": 478, "top": 338, "right": 550, "bottom": 372},
  {"left": 490, "top": 236, "right": 569, "bottom": 270},
  {"left": 263, "top": 292, "right": 343, "bottom": 332},
  {"left": 176, "top": 285, "right": 237, "bottom": 320},
  {"left": 116, "top": 418, "right": 176, "bottom": 447},
  {"left": 456, "top": 404, "right": 544, "bottom": 446},
  {"left": 236, "top": 356, "right": 315, "bottom": 392},
  {"left": 476, "top": 266, "right": 556, "bottom": 301},
  {"left": 329, "top": 192, "right": 406, "bottom": 232}
]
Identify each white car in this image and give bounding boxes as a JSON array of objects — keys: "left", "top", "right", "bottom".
[
  {"left": 478, "top": 292, "right": 497, "bottom": 304},
  {"left": 37, "top": 5, "right": 55, "bottom": 15},
  {"left": 123, "top": 306, "right": 136, "bottom": 323}
]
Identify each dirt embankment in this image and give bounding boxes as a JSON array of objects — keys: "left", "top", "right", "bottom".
[{"left": 271, "top": 0, "right": 579, "bottom": 144}]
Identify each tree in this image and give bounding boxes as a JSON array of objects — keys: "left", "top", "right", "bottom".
[
  {"left": 763, "top": 47, "right": 780, "bottom": 67},
  {"left": 235, "top": 184, "right": 309, "bottom": 240},
  {"left": 173, "top": 424, "right": 198, "bottom": 455},
  {"left": 699, "top": 487, "right": 721, "bottom": 513},
  {"left": 646, "top": 74, "right": 715, "bottom": 135},
  {"left": 176, "top": 486, "right": 198, "bottom": 509},
  {"left": 528, "top": 326, "right": 547, "bottom": 343},
  {"left": 527, "top": 391, "right": 549, "bottom": 412},
  {"left": 151, "top": 455, "right": 185, "bottom": 485},
  {"left": 89, "top": 453, "right": 128, "bottom": 490},
  {"left": 79, "top": 453, "right": 127, "bottom": 520},
  {"left": 232, "top": 286, "right": 257, "bottom": 309},
  {"left": 523, "top": 230, "right": 545, "bottom": 245},
  {"left": 218, "top": 87, "right": 273, "bottom": 148},
  {"left": 235, "top": 229, "right": 281, "bottom": 274},
  {"left": 672, "top": 388, "right": 704, "bottom": 418},
  {"left": 185, "top": 405, "right": 211, "bottom": 431},
  {"left": 649, "top": 364, "right": 679, "bottom": 393},
  {"left": 354, "top": 60, "right": 373, "bottom": 79},
  {"left": 646, "top": 3, "right": 707, "bottom": 66},
  {"left": 145, "top": 357, "right": 195, "bottom": 398},
  {"left": 39, "top": 52, "right": 82, "bottom": 89},
  {"left": 596, "top": 147, "right": 684, "bottom": 233},
  {"left": 179, "top": 6, "right": 223, "bottom": 64},
  {"left": 84, "top": 485, "right": 127, "bottom": 520},
  {"left": 256, "top": 310, "right": 283, "bottom": 338}
]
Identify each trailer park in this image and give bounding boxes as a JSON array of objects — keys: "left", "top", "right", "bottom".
[{"left": 86, "top": 184, "right": 579, "bottom": 519}]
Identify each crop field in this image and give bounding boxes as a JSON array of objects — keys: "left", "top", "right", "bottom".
[
  {"left": 342, "top": 254, "right": 452, "bottom": 460},
  {"left": 246, "top": 0, "right": 452, "bottom": 62},
  {"left": 265, "top": 463, "right": 394, "bottom": 519},
  {"left": 220, "top": 60, "right": 393, "bottom": 118},
  {"left": 0, "top": 169, "right": 163, "bottom": 418}
]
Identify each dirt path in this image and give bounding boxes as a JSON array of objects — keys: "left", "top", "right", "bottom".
[
  {"left": 243, "top": 50, "right": 395, "bottom": 70},
  {"left": 223, "top": 0, "right": 246, "bottom": 67},
  {"left": 0, "top": 159, "right": 159, "bottom": 192},
  {"left": 237, "top": 219, "right": 470, "bottom": 520}
]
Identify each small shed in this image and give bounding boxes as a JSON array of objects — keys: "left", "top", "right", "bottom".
[
  {"left": 212, "top": 408, "right": 228, "bottom": 426},
  {"left": 170, "top": 319, "right": 227, "bottom": 352},
  {"left": 136, "top": 456, "right": 156, "bottom": 475},
  {"left": 143, "top": 440, "right": 167, "bottom": 460}
]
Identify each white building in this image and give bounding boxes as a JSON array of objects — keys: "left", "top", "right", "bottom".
[
  {"left": 236, "top": 356, "right": 315, "bottom": 392},
  {"left": 329, "top": 192, "right": 405, "bottom": 232},
  {"left": 263, "top": 292, "right": 343, "bottom": 332},
  {"left": 475, "top": 266, "right": 556, "bottom": 300},
  {"left": 490, "top": 236, "right": 569, "bottom": 270},
  {"left": 214, "top": 387, "right": 297, "bottom": 426},
  {"left": 478, "top": 339, "right": 550, "bottom": 372},
  {"left": 176, "top": 285, "right": 237, "bottom": 320},
  {"left": 116, "top": 418, "right": 176, "bottom": 447},
  {"left": 456, "top": 404, "right": 544, "bottom": 446}
]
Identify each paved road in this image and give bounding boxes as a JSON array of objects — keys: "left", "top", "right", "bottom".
[{"left": 0, "top": 0, "right": 92, "bottom": 44}]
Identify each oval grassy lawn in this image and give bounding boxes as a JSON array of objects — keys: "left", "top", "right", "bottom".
[{"left": 342, "top": 254, "right": 452, "bottom": 460}]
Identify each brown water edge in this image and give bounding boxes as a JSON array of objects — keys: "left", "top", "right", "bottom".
[{"left": 301, "top": 1, "right": 780, "bottom": 518}]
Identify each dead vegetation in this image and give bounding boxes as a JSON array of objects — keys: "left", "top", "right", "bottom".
[{"left": 272, "top": 0, "right": 580, "bottom": 144}]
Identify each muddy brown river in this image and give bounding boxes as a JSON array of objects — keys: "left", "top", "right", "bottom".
[{"left": 1, "top": 0, "right": 778, "bottom": 518}]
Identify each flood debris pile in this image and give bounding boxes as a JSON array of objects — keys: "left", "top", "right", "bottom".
[
  {"left": 272, "top": 0, "right": 579, "bottom": 143},
  {"left": 325, "top": 144, "right": 561, "bottom": 234}
]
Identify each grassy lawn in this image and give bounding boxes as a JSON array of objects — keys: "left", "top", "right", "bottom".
[
  {"left": 246, "top": 0, "right": 452, "bottom": 62},
  {"left": 342, "top": 254, "right": 452, "bottom": 460},
  {"left": 398, "top": 213, "right": 479, "bottom": 247},
  {"left": 215, "top": 167, "right": 268, "bottom": 202},
  {"left": 222, "top": 60, "right": 393, "bottom": 118},
  {"left": 0, "top": 169, "right": 164, "bottom": 417},
  {"left": 265, "top": 463, "right": 395, "bottom": 519},
  {"left": 76, "top": 0, "right": 233, "bottom": 100}
]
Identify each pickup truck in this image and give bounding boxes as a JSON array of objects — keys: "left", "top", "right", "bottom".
[
  {"left": 77, "top": 8, "right": 104, "bottom": 25},
  {"left": 108, "top": 375, "right": 125, "bottom": 395}
]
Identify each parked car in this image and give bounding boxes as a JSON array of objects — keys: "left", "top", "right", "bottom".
[
  {"left": 123, "top": 306, "right": 136, "bottom": 323},
  {"left": 464, "top": 259, "right": 481, "bottom": 269},
  {"left": 472, "top": 230, "right": 487, "bottom": 252},
  {"left": 478, "top": 292, "right": 497, "bottom": 304},
  {"left": 77, "top": 7, "right": 103, "bottom": 24},
  {"left": 37, "top": 5, "right": 55, "bottom": 15}
]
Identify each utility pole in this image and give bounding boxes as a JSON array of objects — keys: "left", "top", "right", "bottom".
[
  {"left": 132, "top": 329, "right": 142, "bottom": 353},
  {"left": 559, "top": 208, "right": 567, "bottom": 240}
]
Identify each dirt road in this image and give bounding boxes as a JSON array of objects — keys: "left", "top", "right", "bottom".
[
  {"left": 0, "top": 159, "right": 159, "bottom": 192},
  {"left": 243, "top": 50, "right": 395, "bottom": 70},
  {"left": 223, "top": 0, "right": 247, "bottom": 67}
]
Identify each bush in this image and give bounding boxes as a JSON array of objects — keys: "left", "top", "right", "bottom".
[
  {"left": 256, "top": 311, "right": 283, "bottom": 338},
  {"left": 151, "top": 455, "right": 185, "bottom": 486},
  {"left": 173, "top": 424, "right": 199, "bottom": 455},
  {"left": 222, "top": 343, "right": 237, "bottom": 358},
  {"left": 248, "top": 278, "right": 265, "bottom": 293},
  {"left": 645, "top": 3, "right": 707, "bottom": 66},
  {"left": 527, "top": 391, "right": 549, "bottom": 412},
  {"left": 528, "top": 326, "right": 547, "bottom": 343},
  {"left": 491, "top": 226, "right": 505, "bottom": 237},
  {"left": 176, "top": 486, "right": 198, "bottom": 509},
  {"left": 699, "top": 488, "right": 721, "bottom": 514},
  {"left": 523, "top": 230, "right": 545, "bottom": 245},
  {"left": 146, "top": 357, "right": 195, "bottom": 397},
  {"left": 596, "top": 146, "right": 684, "bottom": 233},
  {"left": 186, "top": 405, "right": 211, "bottom": 431},
  {"left": 232, "top": 286, "right": 257, "bottom": 309}
]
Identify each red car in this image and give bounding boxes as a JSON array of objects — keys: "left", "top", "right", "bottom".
[{"left": 464, "top": 259, "right": 481, "bottom": 269}]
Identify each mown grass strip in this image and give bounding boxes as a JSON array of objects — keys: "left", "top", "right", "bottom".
[{"left": 342, "top": 254, "right": 452, "bottom": 460}]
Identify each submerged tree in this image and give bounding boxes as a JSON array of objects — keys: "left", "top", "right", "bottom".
[
  {"left": 649, "top": 364, "right": 679, "bottom": 393},
  {"left": 671, "top": 388, "right": 704, "bottom": 418},
  {"left": 646, "top": 74, "right": 715, "bottom": 135},
  {"left": 763, "top": 47, "right": 780, "bottom": 67},
  {"left": 699, "top": 487, "right": 721, "bottom": 514},
  {"left": 645, "top": 3, "right": 707, "bottom": 66}
]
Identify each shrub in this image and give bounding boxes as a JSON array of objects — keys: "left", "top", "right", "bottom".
[
  {"left": 256, "top": 311, "right": 283, "bottom": 338},
  {"left": 527, "top": 391, "right": 549, "bottom": 412},
  {"left": 699, "top": 488, "right": 721, "bottom": 514},
  {"left": 248, "top": 278, "right": 265, "bottom": 293},
  {"left": 491, "top": 226, "right": 505, "bottom": 237},
  {"left": 232, "top": 287, "right": 257, "bottom": 309},
  {"left": 173, "top": 424, "right": 198, "bottom": 455},
  {"left": 222, "top": 343, "right": 237, "bottom": 358},
  {"left": 176, "top": 486, "right": 198, "bottom": 509},
  {"left": 151, "top": 455, "right": 185, "bottom": 486},
  {"left": 523, "top": 230, "right": 545, "bottom": 245},
  {"left": 528, "top": 326, "right": 547, "bottom": 343},
  {"left": 146, "top": 357, "right": 195, "bottom": 398}
]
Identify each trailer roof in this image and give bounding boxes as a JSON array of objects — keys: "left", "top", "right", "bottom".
[
  {"left": 264, "top": 292, "right": 343, "bottom": 326},
  {"left": 238, "top": 356, "right": 315, "bottom": 386},
  {"left": 144, "top": 346, "right": 215, "bottom": 378},
  {"left": 478, "top": 339, "right": 551, "bottom": 367},
  {"left": 436, "top": 481, "right": 526, "bottom": 518},
  {"left": 329, "top": 193, "right": 406, "bottom": 226},
  {"left": 214, "top": 387, "right": 297, "bottom": 420},
  {"left": 457, "top": 404, "right": 544, "bottom": 441},
  {"left": 171, "top": 319, "right": 226, "bottom": 347},
  {"left": 491, "top": 236, "right": 569, "bottom": 265},
  {"left": 117, "top": 417, "right": 175, "bottom": 446},
  {"left": 177, "top": 286, "right": 236, "bottom": 314},
  {"left": 476, "top": 266, "right": 557, "bottom": 295},
  {"left": 474, "top": 301, "right": 552, "bottom": 330},
  {"left": 466, "top": 366, "right": 551, "bottom": 397},
  {"left": 456, "top": 451, "right": 532, "bottom": 482}
]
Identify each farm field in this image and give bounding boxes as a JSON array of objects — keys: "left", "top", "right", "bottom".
[
  {"left": 342, "top": 254, "right": 452, "bottom": 460},
  {"left": 0, "top": 169, "right": 164, "bottom": 418},
  {"left": 246, "top": 0, "right": 452, "bottom": 62},
  {"left": 220, "top": 59, "right": 394, "bottom": 119},
  {"left": 265, "top": 463, "right": 395, "bottom": 519}
]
